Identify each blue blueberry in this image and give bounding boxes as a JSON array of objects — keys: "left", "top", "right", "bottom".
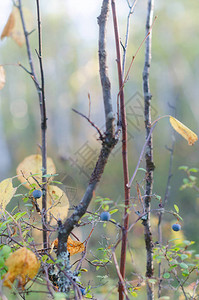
[
  {"left": 172, "top": 224, "right": 181, "bottom": 231},
  {"left": 32, "top": 189, "right": 42, "bottom": 199},
  {"left": 80, "top": 288, "right": 86, "bottom": 296},
  {"left": 100, "top": 211, "right": 110, "bottom": 221}
]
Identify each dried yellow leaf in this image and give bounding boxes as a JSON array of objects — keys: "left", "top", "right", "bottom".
[
  {"left": 16, "top": 154, "right": 56, "bottom": 189},
  {"left": 0, "top": 178, "right": 16, "bottom": 211},
  {"left": 38, "top": 185, "right": 69, "bottom": 225},
  {"left": 51, "top": 236, "right": 85, "bottom": 256},
  {"left": 67, "top": 236, "right": 85, "bottom": 256},
  {"left": 0, "top": 66, "right": 6, "bottom": 90},
  {"left": 169, "top": 116, "right": 198, "bottom": 145},
  {"left": 3, "top": 247, "right": 40, "bottom": 289},
  {"left": 1, "top": 7, "right": 33, "bottom": 47},
  {"left": 1, "top": 10, "right": 15, "bottom": 40}
]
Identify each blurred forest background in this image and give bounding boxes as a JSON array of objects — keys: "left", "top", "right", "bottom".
[{"left": 0, "top": 0, "right": 199, "bottom": 298}]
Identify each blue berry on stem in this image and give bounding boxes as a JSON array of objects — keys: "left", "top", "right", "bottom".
[
  {"left": 172, "top": 224, "right": 181, "bottom": 231},
  {"left": 80, "top": 288, "right": 86, "bottom": 296},
  {"left": 100, "top": 211, "right": 110, "bottom": 221},
  {"left": 32, "top": 189, "right": 42, "bottom": 199}
]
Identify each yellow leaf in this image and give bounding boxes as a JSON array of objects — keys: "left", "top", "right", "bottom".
[
  {"left": 3, "top": 247, "right": 40, "bottom": 289},
  {"left": 37, "top": 185, "right": 69, "bottom": 225},
  {"left": 0, "top": 178, "right": 16, "bottom": 211},
  {"left": 67, "top": 236, "right": 85, "bottom": 256},
  {"left": 16, "top": 154, "right": 56, "bottom": 189},
  {"left": 1, "top": 7, "right": 33, "bottom": 47},
  {"left": 169, "top": 116, "right": 198, "bottom": 145},
  {"left": 0, "top": 66, "right": 6, "bottom": 90},
  {"left": 50, "top": 236, "right": 85, "bottom": 256}
]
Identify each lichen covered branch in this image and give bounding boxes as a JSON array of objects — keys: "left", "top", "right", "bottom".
[{"left": 142, "top": 0, "right": 154, "bottom": 299}]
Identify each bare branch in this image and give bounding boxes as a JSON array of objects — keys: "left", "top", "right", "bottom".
[
  {"left": 58, "top": 0, "right": 117, "bottom": 256},
  {"left": 111, "top": 1, "right": 131, "bottom": 299},
  {"left": 98, "top": 0, "right": 115, "bottom": 135},
  {"left": 142, "top": 0, "right": 154, "bottom": 299},
  {"left": 18, "top": 0, "right": 48, "bottom": 249}
]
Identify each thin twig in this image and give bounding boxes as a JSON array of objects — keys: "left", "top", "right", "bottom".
[
  {"left": 35, "top": 0, "right": 48, "bottom": 250},
  {"left": 128, "top": 122, "right": 157, "bottom": 187},
  {"left": 72, "top": 108, "right": 104, "bottom": 141},
  {"left": 111, "top": 1, "right": 130, "bottom": 299},
  {"left": 18, "top": 0, "right": 48, "bottom": 250},
  {"left": 157, "top": 134, "right": 175, "bottom": 298},
  {"left": 112, "top": 251, "right": 130, "bottom": 300},
  {"left": 122, "top": 0, "right": 138, "bottom": 77}
]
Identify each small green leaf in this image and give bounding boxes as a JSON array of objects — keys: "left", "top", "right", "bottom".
[
  {"left": 138, "top": 168, "right": 146, "bottom": 172},
  {"left": 180, "top": 254, "right": 188, "bottom": 261},
  {"left": 109, "top": 209, "right": 118, "bottom": 215},
  {"left": 189, "top": 176, "right": 196, "bottom": 181},
  {"left": 189, "top": 168, "right": 199, "bottom": 173},
  {"left": 180, "top": 262, "right": 188, "bottom": 269},
  {"left": 179, "top": 166, "right": 188, "bottom": 171},
  {"left": 130, "top": 291, "right": 138, "bottom": 297},
  {"left": 182, "top": 269, "right": 189, "bottom": 276},
  {"left": 174, "top": 204, "right": 179, "bottom": 213},
  {"left": 163, "top": 272, "right": 170, "bottom": 279}
]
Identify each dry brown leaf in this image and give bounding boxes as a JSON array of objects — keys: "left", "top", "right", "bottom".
[
  {"left": 0, "top": 66, "right": 6, "bottom": 90},
  {"left": 1, "top": 7, "right": 33, "bottom": 47},
  {"left": 50, "top": 236, "right": 85, "bottom": 256},
  {"left": 16, "top": 154, "right": 56, "bottom": 189},
  {"left": 67, "top": 236, "right": 85, "bottom": 256},
  {"left": 170, "top": 116, "right": 198, "bottom": 145},
  {"left": 1, "top": 10, "right": 15, "bottom": 40},
  {"left": 0, "top": 178, "right": 16, "bottom": 211},
  {"left": 3, "top": 247, "right": 40, "bottom": 289}
]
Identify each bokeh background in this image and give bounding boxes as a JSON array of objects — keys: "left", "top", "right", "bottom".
[{"left": 0, "top": 0, "right": 199, "bottom": 299}]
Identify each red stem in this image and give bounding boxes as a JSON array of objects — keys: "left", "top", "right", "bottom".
[{"left": 111, "top": 1, "right": 130, "bottom": 299}]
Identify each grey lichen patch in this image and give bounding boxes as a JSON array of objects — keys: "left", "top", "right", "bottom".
[{"left": 51, "top": 251, "right": 80, "bottom": 294}]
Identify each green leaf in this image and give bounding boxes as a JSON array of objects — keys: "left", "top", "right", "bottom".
[
  {"left": 138, "top": 168, "right": 146, "bottom": 172},
  {"left": 163, "top": 272, "right": 170, "bottom": 279},
  {"left": 0, "top": 245, "right": 11, "bottom": 259},
  {"left": 130, "top": 291, "right": 138, "bottom": 297},
  {"left": 189, "top": 175, "right": 196, "bottom": 181},
  {"left": 179, "top": 166, "right": 188, "bottom": 170},
  {"left": 189, "top": 168, "right": 199, "bottom": 173},
  {"left": 180, "top": 262, "right": 188, "bottom": 269},
  {"left": 109, "top": 209, "right": 118, "bottom": 215},
  {"left": 180, "top": 254, "right": 188, "bottom": 261},
  {"left": 174, "top": 204, "right": 179, "bottom": 213},
  {"left": 14, "top": 211, "right": 27, "bottom": 221},
  {"left": 182, "top": 269, "right": 189, "bottom": 276}
]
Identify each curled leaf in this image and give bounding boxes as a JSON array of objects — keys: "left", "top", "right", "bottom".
[
  {"left": 1, "top": 7, "right": 33, "bottom": 47},
  {"left": 169, "top": 116, "right": 198, "bottom": 145},
  {"left": 3, "top": 247, "right": 40, "bottom": 288},
  {"left": 16, "top": 154, "right": 56, "bottom": 189},
  {"left": 0, "top": 66, "right": 6, "bottom": 90},
  {"left": 50, "top": 236, "right": 85, "bottom": 256},
  {"left": 0, "top": 178, "right": 16, "bottom": 211}
]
